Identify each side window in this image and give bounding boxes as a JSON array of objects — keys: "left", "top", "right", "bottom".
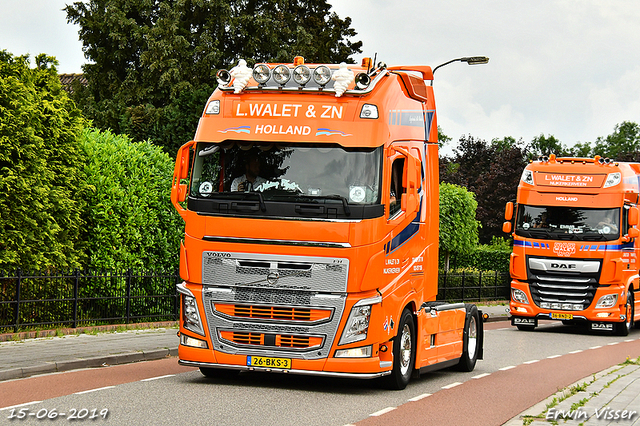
[{"left": 389, "top": 157, "right": 405, "bottom": 218}]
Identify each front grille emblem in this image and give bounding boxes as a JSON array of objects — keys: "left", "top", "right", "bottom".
[{"left": 267, "top": 272, "right": 279, "bottom": 285}]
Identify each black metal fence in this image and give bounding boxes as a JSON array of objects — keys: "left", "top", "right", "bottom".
[
  {"left": 437, "top": 270, "right": 511, "bottom": 303},
  {"left": 0, "top": 269, "right": 180, "bottom": 332},
  {"left": 0, "top": 268, "right": 511, "bottom": 332}
]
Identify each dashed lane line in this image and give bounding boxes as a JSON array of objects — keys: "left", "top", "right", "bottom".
[
  {"left": 442, "top": 382, "right": 462, "bottom": 389},
  {"left": 408, "top": 393, "right": 432, "bottom": 402},
  {"left": 499, "top": 366, "right": 516, "bottom": 371},
  {"left": 141, "top": 375, "right": 175, "bottom": 382},
  {"left": 0, "top": 401, "right": 42, "bottom": 411},
  {"left": 370, "top": 407, "right": 396, "bottom": 417},
  {"left": 74, "top": 386, "right": 116, "bottom": 395}
]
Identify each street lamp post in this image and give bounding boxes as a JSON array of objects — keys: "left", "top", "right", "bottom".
[{"left": 430, "top": 56, "right": 489, "bottom": 85}]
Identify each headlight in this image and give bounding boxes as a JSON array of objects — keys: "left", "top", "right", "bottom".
[
  {"left": 205, "top": 100, "right": 220, "bottom": 115},
  {"left": 338, "top": 296, "right": 381, "bottom": 345},
  {"left": 512, "top": 288, "right": 529, "bottom": 304},
  {"left": 182, "top": 294, "right": 204, "bottom": 335},
  {"left": 595, "top": 294, "right": 618, "bottom": 309},
  {"left": 603, "top": 172, "right": 621, "bottom": 188},
  {"left": 521, "top": 169, "right": 534, "bottom": 185},
  {"left": 360, "top": 104, "right": 378, "bottom": 119}
]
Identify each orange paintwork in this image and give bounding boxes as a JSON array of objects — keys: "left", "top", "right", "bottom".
[
  {"left": 508, "top": 157, "right": 640, "bottom": 328},
  {"left": 171, "top": 59, "right": 469, "bottom": 379}
]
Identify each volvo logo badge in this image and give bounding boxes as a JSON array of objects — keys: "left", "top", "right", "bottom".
[{"left": 267, "top": 272, "right": 279, "bottom": 285}]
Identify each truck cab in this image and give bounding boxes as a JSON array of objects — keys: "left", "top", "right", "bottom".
[{"left": 171, "top": 57, "right": 482, "bottom": 389}]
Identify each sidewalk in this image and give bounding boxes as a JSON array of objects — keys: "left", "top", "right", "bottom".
[
  {"left": 0, "top": 326, "right": 179, "bottom": 381},
  {"left": 504, "top": 361, "right": 640, "bottom": 425}
]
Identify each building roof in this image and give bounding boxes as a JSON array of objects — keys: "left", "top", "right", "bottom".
[{"left": 59, "top": 73, "right": 88, "bottom": 93}]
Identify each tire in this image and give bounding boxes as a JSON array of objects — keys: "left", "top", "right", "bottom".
[
  {"left": 199, "top": 367, "right": 239, "bottom": 379},
  {"left": 381, "top": 309, "right": 415, "bottom": 390},
  {"left": 455, "top": 304, "right": 480, "bottom": 372},
  {"left": 516, "top": 324, "right": 536, "bottom": 331},
  {"left": 614, "top": 291, "right": 633, "bottom": 336}
]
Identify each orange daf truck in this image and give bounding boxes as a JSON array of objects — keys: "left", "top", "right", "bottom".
[
  {"left": 504, "top": 155, "right": 640, "bottom": 335},
  {"left": 170, "top": 56, "right": 483, "bottom": 389}
]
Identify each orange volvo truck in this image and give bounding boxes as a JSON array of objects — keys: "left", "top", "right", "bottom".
[
  {"left": 171, "top": 57, "right": 484, "bottom": 389},
  {"left": 504, "top": 155, "right": 640, "bottom": 335}
]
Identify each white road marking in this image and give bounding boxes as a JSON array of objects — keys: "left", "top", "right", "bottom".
[
  {"left": 408, "top": 393, "right": 432, "bottom": 402},
  {"left": 141, "top": 374, "right": 175, "bottom": 382},
  {"left": 370, "top": 407, "right": 396, "bottom": 417},
  {"left": 590, "top": 345, "right": 602, "bottom": 349},
  {"left": 499, "top": 366, "right": 516, "bottom": 371},
  {"left": 472, "top": 373, "right": 491, "bottom": 379},
  {"left": 74, "top": 386, "right": 116, "bottom": 395},
  {"left": 523, "top": 360, "right": 539, "bottom": 364},
  {"left": 608, "top": 342, "right": 620, "bottom": 346},
  {"left": 0, "top": 401, "right": 42, "bottom": 411},
  {"left": 442, "top": 382, "right": 462, "bottom": 389},
  {"left": 569, "top": 350, "right": 583, "bottom": 354},
  {"left": 547, "top": 354, "right": 562, "bottom": 359}
]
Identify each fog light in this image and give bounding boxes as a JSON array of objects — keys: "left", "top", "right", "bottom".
[
  {"left": 596, "top": 294, "right": 618, "bottom": 309},
  {"left": 512, "top": 289, "right": 529, "bottom": 304},
  {"left": 293, "top": 65, "right": 311, "bottom": 86},
  {"left": 272, "top": 65, "right": 291, "bottom": 85},
  {"left": 335, "top": 345, "right": 372, "bottom": 358},
  {"left": 313, "top": 65, "right": 332, "bottom": 86},
  {"left": 516, "top": 307, "right": 527, "bottom": 313},
  {"left": 597, "top": 312, "right": 612, "bottom": 318},
  {"left": 181, "top": 334, "right": 208, "bottom": 349},
  {"left": 253, "top": 64, "right": 271, "bottom": 84}
]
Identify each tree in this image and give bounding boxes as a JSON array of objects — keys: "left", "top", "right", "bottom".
[
  {"left": 65, "top": 0, "right": 363, "bottom": 155},
  {"left": 440, "top": 135, "right": 526, "bottom": 244},
  {"left": 592, "top": 121, "right": 640, "bottom": 161},
  {"left": 0, "top": 51, "right": 87, "bottom": 271},
  {"left": 528, "top": 133, "right": 566, "bottom": 159},
  {"left": 439, "top": 183, "right": 480, "bottom": 271}
]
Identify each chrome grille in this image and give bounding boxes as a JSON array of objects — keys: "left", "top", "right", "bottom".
[
  {"left": 201, "top": 252, "right": 348, "bottom": 359},
  {"left": 527, "top": 257, "right": 601, "bottom": 308}
]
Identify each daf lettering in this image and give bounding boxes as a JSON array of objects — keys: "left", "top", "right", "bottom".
[{"left": 551, "top": 263, "right": 576, "bottom": 269}]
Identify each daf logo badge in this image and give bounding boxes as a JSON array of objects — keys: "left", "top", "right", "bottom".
[{"left": 267, "top": 272, "right": 279, "bottom": 285}]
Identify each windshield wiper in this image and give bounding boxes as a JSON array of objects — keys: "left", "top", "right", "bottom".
[{"left": 322, "top": 195, "right": 351, "bottom": 216}]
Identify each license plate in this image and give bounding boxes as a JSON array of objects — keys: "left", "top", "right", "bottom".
[
  {"left": 550, "top": 313, "right": 573, "bottom": 320},
  {"left": 247, "top": 356, "right": 292, "bottom": 369}
]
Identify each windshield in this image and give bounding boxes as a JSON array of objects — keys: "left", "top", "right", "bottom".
[
  {"left": 515, "top": 205, "right": 620, "bottom": 241},
  {"left": 188, "top": 141, "right": 383, "bottom": 218}
]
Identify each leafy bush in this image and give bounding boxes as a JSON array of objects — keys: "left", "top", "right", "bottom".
[
  {"left": 439, "top": 183, "right": 480, "bottom": 270},
  {"left": 79, "top": 128, "right": 183, "bottom": 270},
  {"left": 0, "top": 51, "right": 86, "bottom": 270},
  {"left": 445, "top": 237, "right": 512, "bottom": 273}
]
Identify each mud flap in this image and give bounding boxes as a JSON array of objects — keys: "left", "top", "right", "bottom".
[{"left": 477, "top": 309, "right": 484, "bottom": 360}]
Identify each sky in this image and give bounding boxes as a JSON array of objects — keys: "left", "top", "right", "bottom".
[{"left": 1, "top": 0, "right": 640, "bottom": 152}]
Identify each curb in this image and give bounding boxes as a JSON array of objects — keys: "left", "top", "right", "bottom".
[{"left": 0, "top": 348, "right": 178, "bottom": 382}]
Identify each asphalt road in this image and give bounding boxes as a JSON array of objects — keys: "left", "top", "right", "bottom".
[{"left": 2, "top": 321, "right": 640, "bottom": 426}]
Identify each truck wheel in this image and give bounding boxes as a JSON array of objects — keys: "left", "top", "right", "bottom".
[
  {"left": 614, "top": 291, "right": 633, "bottom": 336},
  {"left": 455, "top": 304, "right": 480, "bottom": 372},
  {"left": 381, "top": 309, "right": 415, "bottom": 390},
  {"left": 516, "top": 324, "right": 536, "bottom": 331},
  {"left": 199, "top": 367, "right": 239, "bottom": 379}
]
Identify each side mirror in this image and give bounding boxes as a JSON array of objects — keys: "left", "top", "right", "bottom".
[
  {"left": 503, "top": 221, "right": 512, "bottom": 234},
  {"left": 505, "top": 202, "right": 514, "bottom": 221},
  {"left": 628, "top": 228, "right": 640, "bottom": 238},
  {"left": 171, "top": 140, "right": 196, "bottom": 218},
  {"left": 629, "top": 206, "right": 639, "bottom": 226}
]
